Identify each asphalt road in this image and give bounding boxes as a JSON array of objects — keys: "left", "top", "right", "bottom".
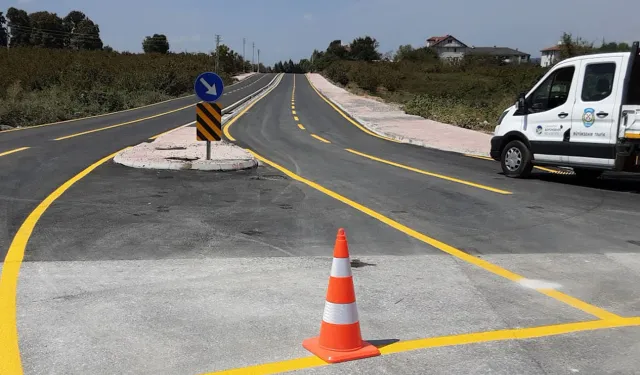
[
  {"left": 0, "top": 73, "right": 276, "bottom": 259},
  {"left": 4, "top": 73, "right": 640, "bottom": 374}
]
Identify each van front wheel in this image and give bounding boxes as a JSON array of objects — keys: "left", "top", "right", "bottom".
[{"left": 501, "top": 140, "right": 533, "bottom": 178}]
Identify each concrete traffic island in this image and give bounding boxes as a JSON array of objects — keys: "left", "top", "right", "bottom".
[{"left": 114, "top": 126, "right": 257, "bottom": 171}]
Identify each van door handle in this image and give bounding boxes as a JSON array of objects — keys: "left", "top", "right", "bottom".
[
  {"left": 597, "top": 112, "right": 609, "bottom": 118},
  {"left": 558, "top": 112, "right": 568, "bottom": 118}
]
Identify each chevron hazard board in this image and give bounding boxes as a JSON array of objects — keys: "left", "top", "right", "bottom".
[{"left": 196, "top": 102, "right": 223, "bottom": 141}]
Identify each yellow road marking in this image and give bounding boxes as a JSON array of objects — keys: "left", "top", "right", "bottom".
[
  {"left": 464, "top": 154, "right": 494, "bottom": 161},
  {"left": 0, "top": 95, "right": 195, "bottom": 134},
  {"left": 0, "top": 150, "right": 121, "bottom": 375},
  {"left": 148, "top": 121, "right": 195, "bottom": 140},
  {"left": 305, "top": 74, "right": 400, "bottom": 143},
  {"left": 54, "top": 103, "right": 193, "bottom": 141},
  {"left": 291, "top": 106, "right": 295, "bottom": 109},
  {"left": 245, "top": 150, "right": 618, "bottom": 320},
  {"left": 311, "top": 134, "right": 331, "bottom": 144},
  {"left": 463, "top": 154, "right": 573, "bottom": 175},
  {"left": 294, "top": 116, "right": 299, "bottom": 121},
  {"left": 347, "top": 149, "right": 512, "bottom": 195},
  {"left": 223, "top": 74, "right": 285, "bottom": 142},
  {"left": 297, "top": 124, "right": 305, "bottom": 130},
  {"left": 0, "top": 147, "right": 30, "bottom": 158},
  {"left": 204, "top": 317, "right": 640, "bottom": 374},
  {"left": 292, "top": 110, "right": 297, "bottom": 115}
]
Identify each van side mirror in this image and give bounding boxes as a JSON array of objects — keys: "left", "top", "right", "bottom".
[{"left": 516, "top": 92, "right": 527, "bottom": 113}]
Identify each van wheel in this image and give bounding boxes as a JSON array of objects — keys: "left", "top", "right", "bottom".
[
  {"left": 573, "top": 168, "right": 602, "bottom": 180},
  {"left": 501, "top": 140, "right": 533, "bottom": 178}
]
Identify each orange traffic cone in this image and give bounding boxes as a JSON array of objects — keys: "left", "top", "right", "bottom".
[{"left": 302, "top": 228, "right": 380, "bottom": 363}]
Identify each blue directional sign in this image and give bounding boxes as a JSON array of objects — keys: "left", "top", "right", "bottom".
[{"left": 194, "top": 72, "right": 224, "bottom": 102}]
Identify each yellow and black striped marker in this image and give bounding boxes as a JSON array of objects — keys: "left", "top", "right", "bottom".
[{"left": 196, "top": 102, "right": 223, "bottom": 141}]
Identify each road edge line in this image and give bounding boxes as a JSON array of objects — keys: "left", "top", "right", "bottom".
[
  {"left": 243, "top": 149, "right": 620, "bottom": 320},
  {"left": 202, "top": 317, "right": 640, "bottom": 374},
  {"left": 0, "top": 150, "right": 122, "bottom": 375}
]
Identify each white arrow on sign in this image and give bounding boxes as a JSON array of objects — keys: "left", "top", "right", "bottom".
[{"left": 199, "top": 78, "right": 217, "bottom": 96}]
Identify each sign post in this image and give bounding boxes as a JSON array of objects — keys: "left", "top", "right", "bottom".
[{"left": 194, "top": 72, "right": 225, "bottom": 160}]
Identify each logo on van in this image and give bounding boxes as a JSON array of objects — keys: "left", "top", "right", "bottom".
[
  {"left": 536, "top": 125, "right": 543, "bottom": 135},
  {"left": 582, "top": 108, "right": 595, "bottom": 128}
]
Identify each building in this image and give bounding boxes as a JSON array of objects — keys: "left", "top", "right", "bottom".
[
  {"left": 425, "top": 35, "right": 530, "bottom": 63},
  {"left": 540, "top": 43, "right": 562, "bottom": 67}
]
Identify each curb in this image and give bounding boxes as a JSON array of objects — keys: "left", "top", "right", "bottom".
[
  {"left": 113, "top": 151, "right": 258, "bottom": 171},
  {"left": 306, "top": 74, "right": 492, "bottom": 157}
]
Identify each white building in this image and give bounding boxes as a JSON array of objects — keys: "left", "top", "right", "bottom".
[
  {"left": 540, "top": 42, "right": 562, "bottom": 67},
  {"left": 426, "top": 35, "right": 530, "bottom": 63}
]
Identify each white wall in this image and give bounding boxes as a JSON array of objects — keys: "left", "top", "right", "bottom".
[{"left": 541, "top": 51, "right": 560, "bottom": 67}]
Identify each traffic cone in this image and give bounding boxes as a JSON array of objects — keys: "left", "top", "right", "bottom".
[{"left": 302, "top": 228, "right": 380, "bottom": 363}]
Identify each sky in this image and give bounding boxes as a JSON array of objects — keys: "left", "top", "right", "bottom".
[{"left": 6, "top": 0, "right": 639, "bottom": 65}]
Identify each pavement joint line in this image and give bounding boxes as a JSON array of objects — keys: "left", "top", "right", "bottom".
[
  {"left": 223, "top": 73, "right": 285, "bottom": 142},
  {"left": 310, "top": 134, "right": 331, "bottom": 144},
  {"left": 0, "top": 150, "right": 122, "bottom": 375},
  {"left": 53, "top": 103, "right": 195, "bottom": 141},
  {"left": 305, "top": 74, "right": 401, "bottom": 143},
  {"left": 297, "top": 124, "right": 305, "bottom": 130},
  {"left": 203, "top": 317, "right": 640, "bottom": 375},
  {"left": 0, "top": 147, "right": 30, "bottom": 158},
  {"left": 346, "top": 148, "right": 512, "bottom": 195},
  {"left": 241, "top": 149, "right": 620, "bottom": 320}
]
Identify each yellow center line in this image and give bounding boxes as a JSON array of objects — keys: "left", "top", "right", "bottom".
[
  {"left": 291, "top": 106, "right": 295, "bottom": 109},
  {"left": 148, "top": 121, "right": 196, "bottom": 140},
  {"left": 464, "top": 154, "right": 494, "bottom": 161},
  {"left": 203, "top": 317, "right": 640, "bottom": 374},
  {"left": 305, "top": 74, "right": 400, "bottom": 143},
  {"left": 292, "top": 110, "right": 297, "bottom": 115},
  {"left": 223, "top": 74, "right": 285, "bottom": 142},
  {"left": 310, "top": 134, "right": 331, "bottom": 144},
  {"left": 0, "top": 147, "right": 30, "bottom": 158},
  {"left": 297, "top": 124, "right": 305, "bottom": 130},
  {"left": 294, "top": 116, "right": 299, "bottom": 121},
  {"left": 0, "top": 95, "right": 195, "bottom": 134},
  {"left": 245, "top": 150, "right": 619, "bottom": 320},
  {"left": 0, "top": 150, "right": 122, "bottom": 375},
  {"left": 347, "top": 148, "right": 512, "bottom": 195},
  {"left": 54, "top": 103, "right": 193, "bottom": 141}
]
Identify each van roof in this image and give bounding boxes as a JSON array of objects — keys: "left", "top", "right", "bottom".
[{"left": 561, "top": 52, "right": 630, "bottom": 63}]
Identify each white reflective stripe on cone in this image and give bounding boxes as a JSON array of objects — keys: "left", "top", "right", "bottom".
[
  {"left": 330, "top": 257, "right": 352, "bottom": 277},
  {"left": 322, "top": 301, "right": 359, "bottom": 325}
]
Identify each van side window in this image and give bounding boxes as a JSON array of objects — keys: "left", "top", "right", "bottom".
[
  {"left": 581, "top": 63, "right": 616, "bottom": 102},
  {"left": 528, "top": 66, "right": 575, "bottom": 113}
]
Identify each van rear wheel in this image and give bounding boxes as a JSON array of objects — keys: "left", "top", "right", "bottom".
[{"left": 501, "top": 140, "right": 533, "bottom": 178}]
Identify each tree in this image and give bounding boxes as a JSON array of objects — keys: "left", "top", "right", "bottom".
[
  {"left": 402, "top": 46, "right": 438, "bottom": 62},
  {"left": 394, "top": 44, "right": 414, "bottom": 61},
  {"left": 349, "top": 36, "right": 381, "bottom": 61},
  {"left": 103, "top": 45, "right": 114, "bottom": 53},
  {"left": 327, "top": 40, "right": 348, "bottom": 59},
  {"left": 61, "top": 10, "right": 103, "bottom": 50},
  {"left": 599, "top": 39, "right": 631, "bottom": 52},
  {"left": 0, "top": 12, "right": 7, "bottom": 47},
  {"left": 6, "top": 7, "right": 31, "bottom": 47},
  {"left": 559, "top": 32, "right": 594, "bottom": 59},
  {"left": 28, "top": 11, "right": 66, "bottom": 48},
  {"left": 142, "top": 34, "right": 170, "bottom": 54}
]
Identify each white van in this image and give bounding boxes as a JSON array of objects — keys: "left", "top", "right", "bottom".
[{"left": 491, "top": 42, "right": 640, "bottom": 178}]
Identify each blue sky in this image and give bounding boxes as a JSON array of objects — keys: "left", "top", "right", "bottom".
[{"left": 8, "top": 0, "right": 639, "bottom": 65}]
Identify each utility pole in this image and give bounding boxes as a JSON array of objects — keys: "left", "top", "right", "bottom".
[
  {"left": 252, "top": 42, "right": 255, "bottom": 73},
  {"left": 257, "top": 49, "right": 260, "bottom": 73},
  {"left": 214, "top": 34, "right": 221, "bottom": 73},
  {"left": 243, "top": 38, "right": 246, "bottom": 73}
]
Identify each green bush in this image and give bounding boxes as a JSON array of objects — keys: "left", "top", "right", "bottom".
[
  {"left": 0, "top": 47, "right": 235, "bottom": 127},
  {"left": 321, "top": 58, "right": 545, "bottom": 131}
]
